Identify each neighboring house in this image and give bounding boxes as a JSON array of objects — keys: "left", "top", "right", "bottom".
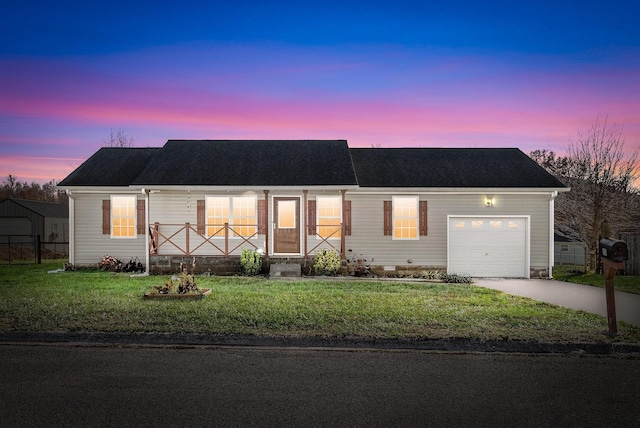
[
  {"left": 554, "top": 233, "right": 586, "bottom": 266},
  {"left": 58, "top": 140, "right": 569, "bottom": 278},
  {"left": 0, "top": 198, "right": 69, "bottom": 252}
]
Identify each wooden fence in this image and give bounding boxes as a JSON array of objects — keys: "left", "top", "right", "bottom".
[{"left": 620, "top": 233, "right": 640, "bottom": 275}]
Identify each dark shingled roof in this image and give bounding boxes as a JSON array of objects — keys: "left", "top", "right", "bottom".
[
  {"left": 349, "top": 148, "right": 568, "bottom": 188},
  {"left": 58, "top": 142, "right": 568, "bottom": 190},
  {"left": 132, "top": 140, "right": 358, "bottom": 186},
  {"left": 1, "top": 198, "right": 68, "bottom": 218},
  {"left": 58, "top": 148, "right": 162, "bottom": 186}
]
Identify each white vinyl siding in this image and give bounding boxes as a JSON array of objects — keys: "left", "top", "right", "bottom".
[
  {"left": 345, "top": 192, "right": 550, "bottom": 273},
  {"left": 72, "top": 193, "right": 145, "bottom": 265}
]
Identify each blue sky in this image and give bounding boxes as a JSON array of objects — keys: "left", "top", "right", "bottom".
[{"left": 1, "top": 0, "right": 639, "bottom": 182}]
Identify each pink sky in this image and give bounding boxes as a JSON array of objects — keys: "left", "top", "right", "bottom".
[{"left": 2, "top": 42, "right": 639, "bottom": 184}]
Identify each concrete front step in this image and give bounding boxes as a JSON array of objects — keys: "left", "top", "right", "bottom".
[{"left": 269, "top": 263, "right": 302, "bottom": 278}]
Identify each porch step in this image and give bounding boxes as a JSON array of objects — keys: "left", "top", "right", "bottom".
[{"left": 269, "top": 263, "right": 302, "bottom": 278}]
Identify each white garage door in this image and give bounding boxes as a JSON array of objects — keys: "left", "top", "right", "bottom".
[{"left": 448, "top": 216, "right": 528, "bottom": 278}]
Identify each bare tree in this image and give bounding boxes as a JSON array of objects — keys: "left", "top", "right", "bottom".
[
  {"left": 1, "top": 175, "right": 68, "bottom": 204},
  {"left": 104, "top": 129, "right": 134, "bottom": 147},
  {"left": 539, "top": 117, "right": 639, "bottom": 271}
]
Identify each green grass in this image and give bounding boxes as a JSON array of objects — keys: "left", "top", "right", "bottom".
[
  {"left": 1, "top": 260, "right": 640, "bottom": 344},
  {"left": 554, "top": 265, "right": 640, "bottom": 295}
]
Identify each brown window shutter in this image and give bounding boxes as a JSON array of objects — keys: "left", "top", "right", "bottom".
[
  {"left": 344, "top": 200, "right": 352, "bottom": 236},
  {"left": 102, "top": 200, "right": 111, "bottom": 235},
  {"left": 383, "top": 200, "right": 392, "bottom": 236},
  {"left": 307, "top": 200, "right": 316, "bottom": 235},
  {"left": 137, "top": 199, "right": 145, "bottom": 235},
  {"left": 419, "top": 200, "right": 428, "bottom": 236},
  {"left": 197, "top": 200, "right": 205, "bottom": 234},
  {"left": 257, "top": 199, "right": 267, "bottom": 235}
]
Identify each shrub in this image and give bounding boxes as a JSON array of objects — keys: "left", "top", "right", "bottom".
[
  {"left": 313, "top": 249, "right": 341, "bottom": 276},
  {"left": 150, "top": 259, "right": 199, "bottom": 294},
  {"left": 240, "top": 248, "right": 262, "bottom": 276},
  {"left": 414, "top": 270, "right": 441, "bottom": 280},
  {"left": 439, "top": 273, "right": 472, "bottom": 284}
]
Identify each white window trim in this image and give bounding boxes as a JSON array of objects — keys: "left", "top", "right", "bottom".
[
  {"left": 111, "top": 195, "right": 137, "bottom": 239},
  {"left": 206, "top": 195, "right": 257, "bottom": 239},
  {"left": 392, "top": 195, "right": 419, "bottom": 241},
  {"left": 316, "top": 196, "right": 342, "bottom": 240}
]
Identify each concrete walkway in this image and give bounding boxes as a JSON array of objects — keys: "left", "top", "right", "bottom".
[{"left": 473, "top": 278, "right": 640, "bottom": 327}]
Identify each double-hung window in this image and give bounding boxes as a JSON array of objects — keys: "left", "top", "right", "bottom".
[
  {"left": 316, "top": 196, "right": 341, "bottom": 239},
  {"left": 206, "top": 196, "right": 256, "bottom": 237},
  {"left": 393, "top": 196, "right": 418, "bottom": 240},
  {"left": 111, "top": 196, "right": 136, "bottom": 238}
]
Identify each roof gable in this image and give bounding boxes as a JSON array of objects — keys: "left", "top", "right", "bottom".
[
  {"left": 350, "top": 148, "right": 568, "bottom": 188},
  {"left": 132, "top": 140, "right": 358, "bottom": 186}
]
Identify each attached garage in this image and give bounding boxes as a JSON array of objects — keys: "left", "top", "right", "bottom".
[{"left": 448, "top": 216, "right": 529, "bottom": 278}]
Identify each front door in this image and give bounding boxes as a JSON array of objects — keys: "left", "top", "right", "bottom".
[{"left": 273, "top": 197, "right": 300, "bottom": 254}]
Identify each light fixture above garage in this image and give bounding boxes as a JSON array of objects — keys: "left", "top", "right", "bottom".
[{"left": 485, "top": 197, "right": 493, "bottom": 207}]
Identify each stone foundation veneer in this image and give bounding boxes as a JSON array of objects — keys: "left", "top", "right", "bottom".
[{"left": 149, "top": 256, "right": 549, "bottom": 279}]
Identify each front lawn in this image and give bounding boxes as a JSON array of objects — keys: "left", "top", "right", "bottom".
[
  {"left": 2, "top": 261, "right": 639, "bottom": 343},
  {"left": 553, "top": 265, "right": 640, "bottom": 295}
]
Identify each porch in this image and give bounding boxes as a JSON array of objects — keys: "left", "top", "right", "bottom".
[{"left": 148, "top": 221, "right": 345, "bottom": 275}]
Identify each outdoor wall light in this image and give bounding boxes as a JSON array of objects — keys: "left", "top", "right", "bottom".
[{"left": 485, "top": 197, "right": 493, "bottom": 207}]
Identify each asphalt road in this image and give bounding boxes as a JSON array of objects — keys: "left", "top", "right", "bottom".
[{"left": 1, "top": 344, "right": 639, "bottom": 427}]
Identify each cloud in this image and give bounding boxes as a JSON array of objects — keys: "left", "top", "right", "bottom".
[{"left": 1, "top": 43, "right": 639, "bottom": 182}]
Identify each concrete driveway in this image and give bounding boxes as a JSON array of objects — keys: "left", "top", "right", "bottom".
[{"left": 473, "top": 278, "right": 640, "bottom": 327}]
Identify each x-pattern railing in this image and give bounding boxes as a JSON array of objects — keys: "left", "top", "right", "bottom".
[
  {"left": 150, "top": 222, "right": 258, "bottom": 256},
  {"left": 306, "top": 225, "right": 343, "bottom": 257},
  {"left": 150, "top": 222, "right": 344, "bottom": 257}
]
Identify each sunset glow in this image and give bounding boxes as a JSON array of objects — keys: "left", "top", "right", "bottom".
[{"left": 1, "top": 1, "right": 639, "bottom": 184}]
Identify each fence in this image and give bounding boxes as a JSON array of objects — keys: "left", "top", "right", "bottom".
[
  {"left": 0, "top": 235, "right": 69, "bottom": 264},
  {"left": 620, "top": 233, "right": 640, "bottom": 275}
]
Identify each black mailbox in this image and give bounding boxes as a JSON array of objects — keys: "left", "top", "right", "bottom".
[{"left": 599, "top": 238, "right": 629, "bottom": 262}]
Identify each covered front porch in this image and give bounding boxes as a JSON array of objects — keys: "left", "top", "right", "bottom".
[{"left": 147, "top": 220, "right": 346, "bottom": 275}]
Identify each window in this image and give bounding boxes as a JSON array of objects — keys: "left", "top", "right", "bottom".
[
  {"left": 316, "top": 196, "right": 341, "bottom": 239},
  {"left": 278, "top": 200, "right": 296, "bottom": 229},
  {"left": 560, "top": 244, "right": 569, "bottom": 252},
  {"left": 393, "top": 196, "right": 418, "bottom": 239},
  {"left": 111, "top": 196, "right": 136, "bottom": 238},
  {"left": 206, "top": 196, "right": 256, "bottom": 237}
]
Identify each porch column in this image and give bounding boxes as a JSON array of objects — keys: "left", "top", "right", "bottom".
[
  {"left": 264, "top": 190, "right": 269, "bottom": 257},
  {"left": 549, "top": 191, "right": 558, "bottom": 279},
  {"left": 67, "top": 190, "right": 75, "bottom": 265},
  {"left": 341, "top": 189, "right": 346, "bottom": 258},
  {"left": 144, "top": 189, "right": 150, "bottom": 274},
  {"left": 303, "top": 190, "right": 308, "bottom": 257}
]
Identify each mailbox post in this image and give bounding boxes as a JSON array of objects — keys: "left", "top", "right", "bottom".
[{"left": 598, "top": 238, "right": 629, "bottom": 335}]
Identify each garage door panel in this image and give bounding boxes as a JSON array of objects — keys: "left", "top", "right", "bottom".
[{"left": 448, "top": 216, "right": 528, "bottom": 278}]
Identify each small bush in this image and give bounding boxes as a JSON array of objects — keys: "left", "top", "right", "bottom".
[
  {"left": 313, "top": 249, "right": 341, "bottom": 276},
  {"left": 240, "top": 248, "right": 262, "bottom": 276},
  {"left": 98, "top": 255, "right": 144, "bottom": 273},
  {"left": 439, "top": 273, "right": 472, "bottom": 284},
  {"left": 414, "top": 270, "right": 441, "bottom": 280}
]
